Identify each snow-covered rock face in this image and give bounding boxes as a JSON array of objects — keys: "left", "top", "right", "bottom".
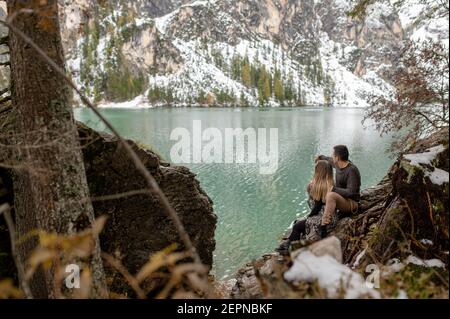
[
  {"left": 59, "top": 0, "right": 93, "bottom": 57},
  {"left": 394, "top": 0, "right": 449, "bottom": 46},
  {"left": 151, "top": 0, "right": 402, "bottom": 107},
  {"left": 59, "top": 0, "right": 408, "bottom": 107},
  {"left": 0, "top": 0, "right": 430, "bottom": 107}
]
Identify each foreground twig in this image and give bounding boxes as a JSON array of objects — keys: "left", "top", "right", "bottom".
[
  {"left": 0, "top": 203, "right": 33, "bottom": 299},
  {"left": 0, "top": 87, "right": 9, "bottom": 96},
  {"left": 101, "top": 252, "right": 147, "bottom": 299},
  {"left": 89, "top": 190, "right": 150, "bottom": 202}
]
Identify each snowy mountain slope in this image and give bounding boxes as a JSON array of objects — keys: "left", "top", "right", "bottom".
[
  {"left": 394, "top": 0, "right": 449, "bottom": 45},
  {"left": 3, "top": 0, "right": 446, "bottom": 108},
  {"left": 61, "top": 0, "right": 410, "bottom": 107}
]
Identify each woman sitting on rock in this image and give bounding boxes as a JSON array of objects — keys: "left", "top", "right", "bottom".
[{"left": 276, "top": 160, "right": 338, "bottom": 255}]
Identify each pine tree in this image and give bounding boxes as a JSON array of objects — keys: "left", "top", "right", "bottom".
[
  {"left": 305, "top": 64, "right": 311, "bottom": 83},
  {"left": 297, "top": 83, "right": 303, "bottom": 106},
  {"left": 240, "top": 91, "right": 249, "bottom": 107},
  {"left": 231, "top": 55, "right": 241, "bottom": 80},
  {"left": 201, "top": 36, "right": 208, "bottom": 52},
  {"left": 273, "top": 69, "right": 284, "bottom": 104},
  {"left": 317, "top": 61, "right": 324, "bottom": 85},
  {"left": 323, "top": 75, "right": 335, "bottom": 106},
  {"left": 211, "top": 49, "right": 224, "bottom": 69},
  {"left": 197, "top": 90, "right": 206, "bottom": 105},
  {"left": 93, "top": 77, "right": 102, "bottom": 103},
  {"left": 250, "top": 64, "right": 258, "bottom": 87},
  {"left": 284, "top": 73, "right": 294, "bottom": 102},
  {"left": 241, "top": 58, "right": 251, "bottom": 87},
  {"left": 165, "top": 87, "right": 174, "bottom": 104},
  {"left": 258, "top": 67, "right": 271, "bottom": 105}
]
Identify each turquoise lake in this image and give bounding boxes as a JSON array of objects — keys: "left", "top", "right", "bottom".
[{"left": 74, "top": 107, "right": 395, "bottom": 279}]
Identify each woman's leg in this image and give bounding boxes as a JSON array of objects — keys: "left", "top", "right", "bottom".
[
  {"left": 288, "top": 219, "right": 306, "bottom": 241},
  {"left": 276, "top": 219, "right": 307, "bottom": 254}
]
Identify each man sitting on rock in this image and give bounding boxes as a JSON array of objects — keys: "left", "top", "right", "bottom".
[
  {"left": 316, "top": 145, "right": 361, "bottom": 230},
  {"left": 276, "top": 145, "right": 361, "bottom": 255}
]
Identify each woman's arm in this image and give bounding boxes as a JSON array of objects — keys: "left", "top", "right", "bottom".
[{"left": 307, "top": 181, "right": 314, "bottom": 194}]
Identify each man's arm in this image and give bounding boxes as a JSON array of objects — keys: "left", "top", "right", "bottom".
[{"left": 332, "top": 168, "right": 359, "bottom": 199}]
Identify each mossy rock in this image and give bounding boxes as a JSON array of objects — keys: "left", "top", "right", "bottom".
[{"left": 380, "top": 264, "right": 449, "bottom": 299}]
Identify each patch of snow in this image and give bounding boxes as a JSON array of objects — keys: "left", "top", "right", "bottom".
[
  {"left": 365, "top": 2, "right": 395, "bottom": 29},
  {"left": 404, "top": 145, "right": 446, "bottom": 166},
  {"left": 284, "top": 250, "right": 380, "bottom": 298},
  {"left": 393, "top": 0, "right": 425, "bottom": 29},
  {"left": 97, "top": 95, "right": 154, "bottom": 109},
  {"left": 397, "top": 289, "right": 408, "bottom": 299},
  {"left": 404, "top": 145, "right": 449, "bottom": 185},
  {"left": 383, "top": 258, "right": 405, "bottom": 275},
  {"left": 393, "top": 0, "right": 449, "bottom": 46},
  {"left": 382, "top": 255, "right": 446, "bottom": 277},
  {"left": 405, "top": 255, "right": 446, "bottom": 269},
  {"left": 326, "top": 0, "right": 351, "bottom": 11},
  {"left": 426, "top": 168, "right": 449, "bottom": 186},
  {"left": 135, "top": 17, "right": 150, "bottom": 28},
  {"left": 420, "top": 239, "right": 433, "bottom": 246},
  {"left": 352, "top": 249, "right": 366, "bottom": 268},
  {"left": 182, "top": 0, "right": 217, "bottom": 8},
  {"left": 154, "top": 10, "right": 179, "bottom": 35}
]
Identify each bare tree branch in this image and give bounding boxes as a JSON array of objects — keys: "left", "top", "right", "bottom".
[
  {"left": 0, "top": 203, "right": 33, "bottom": 299},
  {"left": 89, "top": 190, "right": 150, "bottom": 202},
  {"left": 101, "top": 252, "right": 147, "bottom": 299},
  {"left": 0, "top": 95, "right": 11, "bottom": 104},
  {"left": 0, "top": 87, "right": 9, "bottom": 96}
]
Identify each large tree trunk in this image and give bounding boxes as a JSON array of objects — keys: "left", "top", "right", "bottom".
[{"left": 7, "top": 0, "right": 107, "bottom": 298}]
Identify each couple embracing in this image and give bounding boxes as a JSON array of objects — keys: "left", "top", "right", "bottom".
[{"left": 277, "top": 145, "right": 361, "bottom": 254}]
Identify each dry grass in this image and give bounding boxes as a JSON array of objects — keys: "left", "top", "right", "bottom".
[{"left": 0, "top": 214, "right": 213, "bottom": 299}]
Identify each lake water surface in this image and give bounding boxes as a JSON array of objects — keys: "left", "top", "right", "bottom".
[{"left": 74, "top": 107, "right": 395, "bottom": 279}]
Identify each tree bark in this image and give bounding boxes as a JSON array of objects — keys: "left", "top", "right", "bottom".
[{"left": 7, "top": 0, "right": 107, "bottom": 298}]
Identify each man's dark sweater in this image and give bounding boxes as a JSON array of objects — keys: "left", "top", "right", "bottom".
[{"left": 319, "top": 156, "right": 361, "bottom": 202}]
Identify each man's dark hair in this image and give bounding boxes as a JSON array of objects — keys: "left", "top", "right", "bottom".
[{"left": 333, "top": 145, "right": 349, "bottom": 161}]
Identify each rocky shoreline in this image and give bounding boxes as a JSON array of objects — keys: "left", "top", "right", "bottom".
[{"left": 225, "top": 129, "right": 449, "bottom": 299}]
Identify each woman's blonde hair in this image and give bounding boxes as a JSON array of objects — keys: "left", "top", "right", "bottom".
[{"left": 310, "top": 160, "right": 334, "bottom": 202}]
